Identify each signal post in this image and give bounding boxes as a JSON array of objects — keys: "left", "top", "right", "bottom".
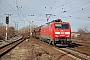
[
  {"left": 5, "top": 14, "right": 13, "bottom": 41},
  {"left": 5, "top": 16, "right": 9, "bottom": 41}
]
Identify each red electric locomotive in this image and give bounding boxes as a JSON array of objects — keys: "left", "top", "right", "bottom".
[{"left": 40, "top": 19, "right": 72, "bottom": 46}]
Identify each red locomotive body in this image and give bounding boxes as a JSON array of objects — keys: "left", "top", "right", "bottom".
[{"left": 40, "top": 19, "right": 72, "bottom": 45}]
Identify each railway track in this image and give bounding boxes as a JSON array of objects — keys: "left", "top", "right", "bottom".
[
  {"left": 38, "top": 39, "right": 90, "bottom": 60},
  {"left": 32, "top": 38, "right": 90, "bottom": 60},
  {"left": 53, "top": 47, "right": 90, "bottom": 60},
  {"left": 0, "top": 37, "right": 24, "bottom": 58},
  {"left": 3, "top": 37, "right": 89, "bottom": 60},
  {"left": 50, "top": 43, "right": 90, "bottom": 60}
]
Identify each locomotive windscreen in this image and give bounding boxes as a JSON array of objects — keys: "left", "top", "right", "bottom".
[{"left": 55, "top": 24, "right": 68, "bottom": 29}]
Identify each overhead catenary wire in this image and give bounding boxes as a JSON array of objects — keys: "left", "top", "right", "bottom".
[
  {"left": 15, "top": 0, "right": 20, "bottom": 16},
  {"left": 65, "top": 1, "right": 90, "bottom": 13},
  {"left": 66, "top": 6, "right": 89, "bottom": 16},
  {"left": 1, "top": 0, "right": 28, "bottom": 26},
  {"left": 49, "top": 0, "right": 90, "bottom": 15},
  {"left": 0, "top": 0, "right": 10, "bottom": 13},
  {"left": 50, "top": 0, "right": 68, "bottom": 13},
  {"left": 49, "top": 0, "right": 59, "bottom": 7},
  {"left": 12, "top": 0, "right": 18, "bottom": 6},
  {"left": 14, "top": 0, "right": 26, "bottom": 19},
  {"left": 1, "top": 0, "right": 90, "bottom": 29},
  {"left": 3, "top": 0, "right": 22, "bottom": 17},
  {"left": 12, "top": 0, "right": 21, "bottom": 16},
  {"left": 32, "top": 0, "right": 72, "bottom": 25},
  {"left": 4, "top": 0, "right": 17, "bottom": 14},
  {"left": 54, "top": 1, "right": 90, "bottom": 19},
  {"left": 0, "top": 1, "right": 5, "bottom": 14},
  {"left": 41, "top": 0, "right": 89, "bottom": 24},
  {"left": 61, "top": 3, "right": 90, "bottom": 19},
  {"left": 43, "top": 0, "right": 70, "bottom": 22},
  {"left": 0, "top": 8, "right": 5, "bottom": 14}
]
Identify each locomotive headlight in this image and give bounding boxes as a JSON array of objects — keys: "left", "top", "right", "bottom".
[
  {"left": 55, "top": 32, "right": 60, "bottom": 34},
  {"left": 65, "top": 32, "right": 70, "bottom": 34},
  {"left": 66, "top": 35, "right": 69, "bottom": 37},
  {"left": 55, "top": 35, "right": 58, "bottom": 37}
]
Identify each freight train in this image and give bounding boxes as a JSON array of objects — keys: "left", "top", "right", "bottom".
[{"left": 32, "top": 19, "right": 72, "bottom": 46}]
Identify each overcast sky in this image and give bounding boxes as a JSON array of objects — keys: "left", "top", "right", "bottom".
[{"left": 0, "top": 0, "right": 90, "bottom": 32}]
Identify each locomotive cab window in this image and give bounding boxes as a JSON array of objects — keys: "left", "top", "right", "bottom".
[{"left": 55, "top": 24, "right": 69, "bottom": 29}]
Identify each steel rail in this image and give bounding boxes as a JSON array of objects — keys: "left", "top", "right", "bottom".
[
  {"left": 0, "top": 38, "right": 24, "bottom": 57},
  {"left": 52, "top": 47, "right": 90, "bottom": 60}
]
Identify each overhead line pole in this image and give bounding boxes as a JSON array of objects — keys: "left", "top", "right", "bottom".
[{"left": 28, "top": 15, "right": 34, "bottom": 40}]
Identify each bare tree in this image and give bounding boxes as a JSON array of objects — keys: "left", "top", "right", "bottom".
[
  {"left": 77, "top": 27, "right": 90, "bottom": 41},
  {"left": 0, "top": 26, "right": 15, "bottom": 40}
]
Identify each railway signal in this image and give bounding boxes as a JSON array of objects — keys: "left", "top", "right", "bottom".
[
  {"left": 5, "top": 16, "right": 9, "bottom": 41},
  {"left": 6, "top": 16, "right": 9, "bottom": 24},
  {"left": 4, "top": 14, "right": 13, "bottom": 41}
]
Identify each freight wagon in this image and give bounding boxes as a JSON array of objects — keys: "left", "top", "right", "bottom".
[{"left": 32, "top": 26, "right": 42, "bottom": 39}]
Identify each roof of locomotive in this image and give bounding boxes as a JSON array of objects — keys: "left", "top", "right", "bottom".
[
  {"left": 45, "top": 19, "right": 62, "bottom": 25},
  {"left": 46, "top": 19, "right": 70, "bottom": 25},
  {"left": 51, "top": 19, "right": 62, "bottom": 22},
  {"left": 51, "top": 21, "right": 70, "bottom": 24},
  {"left": 41, "top": 19, "right": 70, "bottom": 27}
]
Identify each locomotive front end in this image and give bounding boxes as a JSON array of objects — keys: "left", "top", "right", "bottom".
[{"left": 54, "top": 22, "right": 72, "bottom": 45}]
